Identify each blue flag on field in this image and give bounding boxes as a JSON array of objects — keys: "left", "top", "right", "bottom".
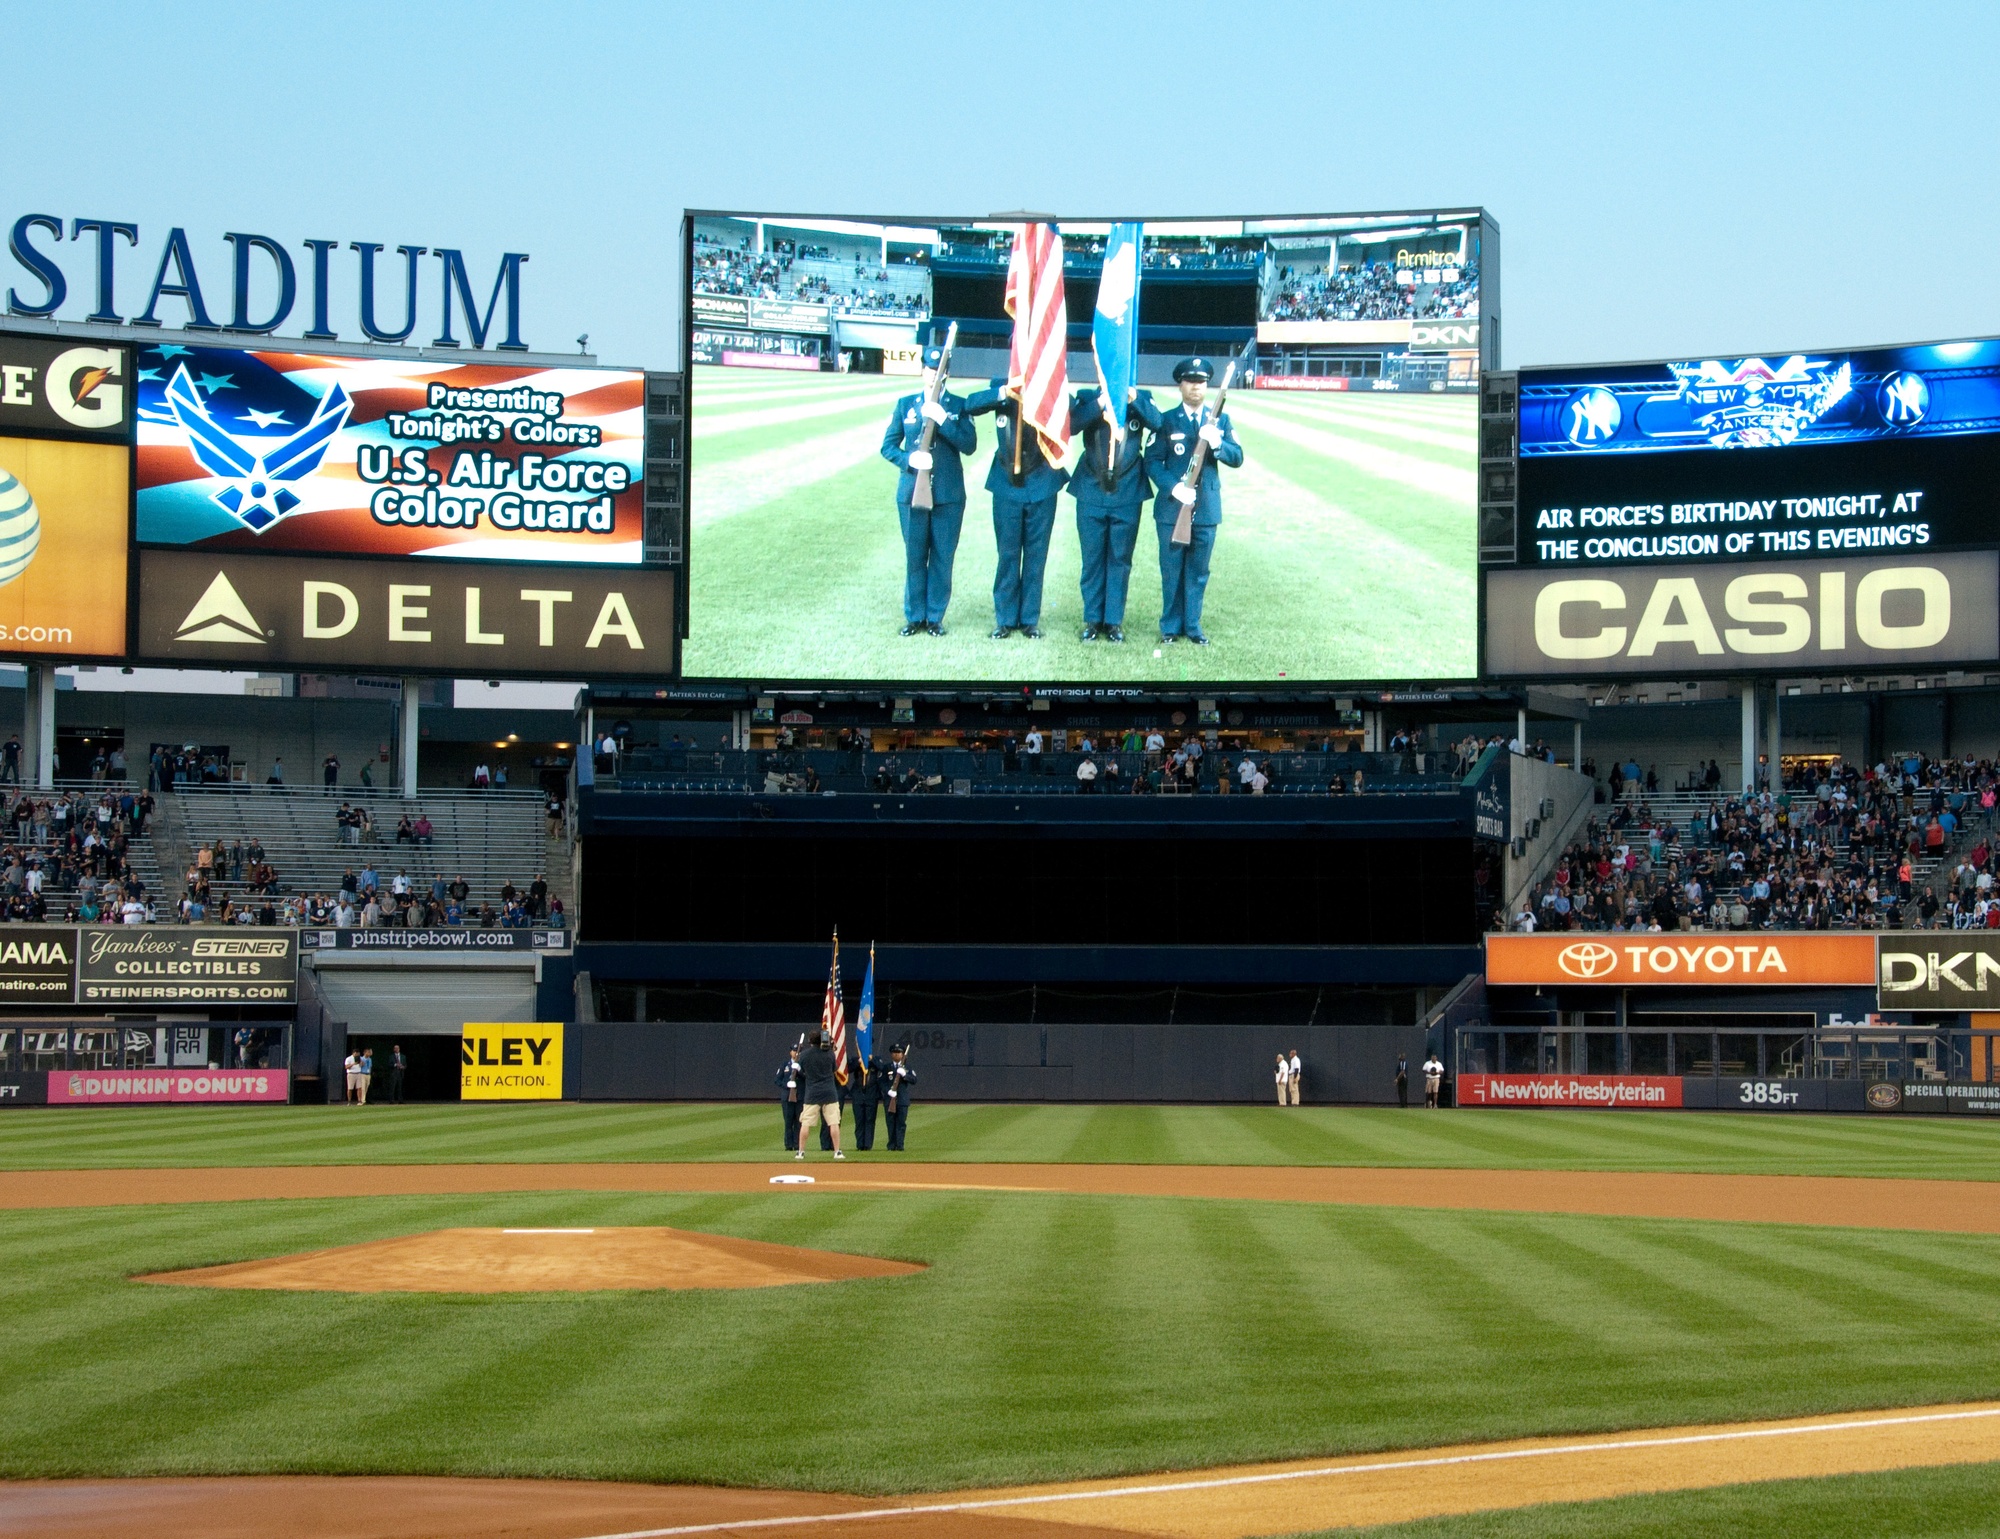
[
  {"left": 855, "top": 944, "right": 876, "bottom": 1075},
  {"left": 1092, "top": 223, "right": 1143, "bottom": 441}
]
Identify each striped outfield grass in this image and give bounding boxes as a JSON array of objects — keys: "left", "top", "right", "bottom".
[
  {"left": 7, "top": 1189, "right": 2000, "bottom": 1493},
  {"left": 10, "top": 1103, "right": 2000, "bottom": 1178},
  {"left": 682, "top": 364, "right": 1476, "bottom": 683}
]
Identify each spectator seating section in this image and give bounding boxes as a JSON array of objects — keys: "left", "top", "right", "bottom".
[{"left": 168, "top": 786, "right": 569, "bottom": 919}]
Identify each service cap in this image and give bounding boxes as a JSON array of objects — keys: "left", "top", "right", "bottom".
[{"left": 1172, "top": 356, "right": 1213, "bottom": 383}]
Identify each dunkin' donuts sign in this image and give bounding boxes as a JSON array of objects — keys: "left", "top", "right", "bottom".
[{"left": 1486, "top": 933, "right": 1877, "bottom": 987}]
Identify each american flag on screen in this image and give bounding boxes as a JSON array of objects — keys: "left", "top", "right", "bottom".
[
  {"left": 822, "top": 931, "right": 848, "bottom": 1087},
  {"left": 1004, "top": 223, "right": 1070, "bottom": 462}
]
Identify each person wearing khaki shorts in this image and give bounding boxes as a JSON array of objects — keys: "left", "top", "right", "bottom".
[{"left": 794, "top": 1031, "right": 845, "bottom": 1161}]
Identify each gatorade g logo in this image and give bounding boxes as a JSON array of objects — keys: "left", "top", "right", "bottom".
[{"left": 1558, "top": 942, "right": 1618, "bottom": 979}]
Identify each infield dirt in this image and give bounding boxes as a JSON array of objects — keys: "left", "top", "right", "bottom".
[
  {"left": 137, "top": 1225, "right": 925, "bottom": 1293},
  {"left": 13, "top": 1160, "right": 2000, "bottom": 1236}
]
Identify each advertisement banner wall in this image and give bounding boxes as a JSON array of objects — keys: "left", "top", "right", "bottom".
[
  {"left": 135, "top": 549, "right": 674, "bottom": 679},
  {"left": 0, "top": 435, "right": 130, "bottom": 659},
  {"left": 1458, "top": 1074, "right": 1683, "bottom": 1108},
  {"left": 44, "top": 1069, "right": 288, "bottom": 1105},
  {"left": 1486, "top": 932, "right": 1879, "bottom": 987},
  {"left": 0, "top": 335, "right": 132, "bottom": 440},
  {"left": 135, "top": 347, "right": 645, "bottom": 566},
  {"left": 461, "top": 1023, "right": 563, "bottom": 1099},
  {"left": 0, "top": 928, "right": 78, "bottom": 1001},
  {"left": 301, "top": 928, "right": 570, "bottom": 953},
  {"left": 1482, "top": 551, "right": 2000, "bottom": 678},
  {"left": 1877, "top": 935, "right": 2000, "bottom": 1009},
  {"left": 76, "top": 927, "right": 297, "bottom": 1005}
]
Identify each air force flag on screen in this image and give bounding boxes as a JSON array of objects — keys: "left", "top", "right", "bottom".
[{"left": 1092, "top": 224, "right": 1142, "bottom": 440}]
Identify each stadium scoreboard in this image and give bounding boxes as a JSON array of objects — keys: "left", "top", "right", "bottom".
[
  {"left": 1484, "top": 335, "right": 2000, "bottom": 678},
  {"left": 679, "top": 207, "right": 1498, "bottom": 691}
]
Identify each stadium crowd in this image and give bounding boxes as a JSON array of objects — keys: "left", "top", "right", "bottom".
[
  {"left": 1268, "top": 263, "right": 1481, "bottom": 323},
  {"left": 1507, "top": 754, "right": 2000, "bottom": 933},
  {"left": 693, "top": 236, "right": 929, "bottom": 317},
  {"left": 0, "top": 787, "right": 156, "bottom": 923}
]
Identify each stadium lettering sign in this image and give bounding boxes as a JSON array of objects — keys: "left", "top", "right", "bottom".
[
  {"left": 6, "top": 217, "right": 529, "bottom": 349},
  {"left": 1486, "top": 933, "right": 1877, "bottom": 987},
  {"left": 1483, "top": 552, "right": 2000, "bottom": 677}
]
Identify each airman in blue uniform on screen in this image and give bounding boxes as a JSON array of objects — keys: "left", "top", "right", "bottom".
[
  {"left": 880, "top": 345, "right": 976, "bottom": 635},
  {"left": 1068, "top": 385, "right": 1163, "bottom": 642},
  {"left": 966, "top": 381, "right": 1069, "bottom": 639},
  {"left": 1145, "top": 357, "right": 1243, "bottom": 646}
]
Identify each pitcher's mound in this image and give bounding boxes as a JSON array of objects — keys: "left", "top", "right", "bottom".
[{"left": 139, "top": 1227, "right": 925, "bottom": 1294}]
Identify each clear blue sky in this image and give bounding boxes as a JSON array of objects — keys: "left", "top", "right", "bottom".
[{"left": 3, "top": 1, "right": 1994, "bottom": 371}]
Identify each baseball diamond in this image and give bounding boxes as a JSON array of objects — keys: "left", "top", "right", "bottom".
[{"left": 7, "top": 11, "right": 2000, "bottom": 1539}]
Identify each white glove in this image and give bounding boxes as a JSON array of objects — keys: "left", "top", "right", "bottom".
[
  {"left": 1198, "top": 421, "right": 1222, "bottom": 448},
  {"left": 921, "top": 400, "right": 948, "bottom": 425},
  {"left": 1171, "top": 484, "right": 1197, "bottom": 505},
  {"left": 907, "top": 449, "right": 933, "bottom": 471}
]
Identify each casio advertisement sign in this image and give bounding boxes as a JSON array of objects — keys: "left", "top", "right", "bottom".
[{"left": 1483, "top": 551, "right": 2000, "bottom": 677}]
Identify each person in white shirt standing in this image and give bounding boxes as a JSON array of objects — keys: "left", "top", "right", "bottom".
[
  {"left": 1423, "top": 1053, "right": 1446, "bottom": 1108},
  {"left": 1274, "top": 1052, "right": 1291, "bottom": 1106},
  {"left": 1288, "top": 1049, "right": 1302, "bottom": 1105}
]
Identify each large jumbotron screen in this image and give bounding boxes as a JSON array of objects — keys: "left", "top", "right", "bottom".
[{"left": 680, "top": 209, "right": 1489, "bottom": 685}]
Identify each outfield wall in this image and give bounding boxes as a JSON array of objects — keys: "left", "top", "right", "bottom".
[{"left": 565, "top": 1021, "right": 1433, "bottom": 1104}]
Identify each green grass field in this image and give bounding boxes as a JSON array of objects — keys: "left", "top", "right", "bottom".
[
  {"left": 682, "top": 364, "right": 1477, "bottom": 684},
  {"left": 11, "top": 1104, "right": 2000, "bottom": 1535},
  {"left": 7, "top": 1188, "right": 2000, "bottom": 1492},
  {"left": 8, "top": 1102, "right": 2000, "bottom": 1177}
]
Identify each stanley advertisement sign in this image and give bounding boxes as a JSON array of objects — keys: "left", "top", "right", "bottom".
[
  {"left": 461, "top": 1023, "right": 564, "bottom": 1100},
  {"left": 136, "top": 549, "right": 677, "bottom": 678}
]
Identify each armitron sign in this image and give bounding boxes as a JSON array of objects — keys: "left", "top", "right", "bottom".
[{"left": 1485, "top": 933, "right": 1878, "bottom": 987}]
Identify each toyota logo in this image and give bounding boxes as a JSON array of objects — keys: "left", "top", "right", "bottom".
[{"left": 1558, "top": 942, "right": 1619, "bottom": 980}]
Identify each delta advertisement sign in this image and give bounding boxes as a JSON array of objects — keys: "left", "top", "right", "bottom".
[{"left": 1485, "top": 933, "right": 1878, "bottom": 987}]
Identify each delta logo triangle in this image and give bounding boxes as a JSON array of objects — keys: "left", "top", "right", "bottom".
[{"left": 175, "top": 571, "right": 266, "bottom": 645}]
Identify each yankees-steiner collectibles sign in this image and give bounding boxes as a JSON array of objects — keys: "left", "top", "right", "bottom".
[{"left": 1485, "top": 934, "right": 1878, "bottom": 987}]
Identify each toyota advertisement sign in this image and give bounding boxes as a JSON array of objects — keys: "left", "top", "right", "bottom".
[{"left": 1484, "top": 933, "right": 1878, "bottom": 987}]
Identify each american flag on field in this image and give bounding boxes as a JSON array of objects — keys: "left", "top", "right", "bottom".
[
  {"left": 822, "top": 930, "right": 848, "bottom": 1086},
  {"left": 1004, "top": 223, "right": 1070, "bottom": 462}
]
